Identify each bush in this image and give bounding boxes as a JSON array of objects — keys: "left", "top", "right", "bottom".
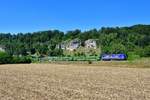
[
  {"left": 88, "top": 60, "right": 92, "bottom": 64},
  {"left": 0, "top": 52, "right": 12, "bottom": 64},
  {"left": 0, "top": 51, "right": 31, "bottom": 64},
  {"left": 12, "top": 57, "right": 32, "bottom": 64},
  {"left": 143, "top": 46, "right": 150, "bottom": 57},
  {"left": 127, "top": 52, "right": 140, "bottom": 61}
]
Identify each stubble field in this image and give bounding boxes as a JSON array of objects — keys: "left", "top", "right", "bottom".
[{"left": 0, "top": 63, "right": 150, "bottom": 100}]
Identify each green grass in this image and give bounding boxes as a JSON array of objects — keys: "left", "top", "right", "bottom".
[{"left": 47, "top": 57, "right": 150, "bottom": 68}]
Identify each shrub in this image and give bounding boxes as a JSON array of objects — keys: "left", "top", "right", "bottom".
[
  {"left": 143, "top": 45, "right": 150, "bottom": 57},
  {"left": 0, "top": 51, "right": 32, "bottom": 64},
  {"left": 127, "top": 52, "right": 140, "bottom": 61},
  {"left": 12, "top": 57, "right": 32, "bottom": 64},
  {"left": 0, "top": 52, "right": 12, "bottom": 64},
  {"left": 88, "top": 60, "right": 92, "bottom": 64}
]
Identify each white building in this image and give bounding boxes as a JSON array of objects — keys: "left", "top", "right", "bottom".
[
  {"left": 66, "top": 39, "right": 81, "bottom": 51},
  {"left": 85, "top": 39, "right": 97, "bottom": 49}
]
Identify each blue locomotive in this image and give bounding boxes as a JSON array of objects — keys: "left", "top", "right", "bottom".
[{"left": 101, "top": 54, "right": 127, "bottom": 61}]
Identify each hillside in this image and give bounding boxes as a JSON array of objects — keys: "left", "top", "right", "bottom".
[{"left": 0, "top": 24, "right": 150, "bottom": 58}]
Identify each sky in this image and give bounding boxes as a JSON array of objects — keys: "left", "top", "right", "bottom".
[{"left": 0, "top": 0, "right": 150, "bottom": 33}]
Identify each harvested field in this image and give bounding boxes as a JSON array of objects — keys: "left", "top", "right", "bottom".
[{"left": 0, "top": 64, "right": 150, "bottom": 100}]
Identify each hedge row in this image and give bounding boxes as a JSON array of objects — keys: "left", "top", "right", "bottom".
[{"left": 0, "top": 52, "right": 31, "bottom": 64}]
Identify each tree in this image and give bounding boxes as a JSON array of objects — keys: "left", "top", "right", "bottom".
[
  {"left": 102, "top": 43, "right": 126, "bottom": 54},
  {"left": 48, "top": 49, "right": 63, "bottom": 56},
  {"left": 30, "top": 48, "right": 36, "bottom": 55},
  {"left": 111, "top": 43, "right": 126, "bottom": 54},
  {"left": 0, "top": 24, "right": 150, "bottom": 58},
  {"left": 143, "top": 45, "right": 150, "bottom": 57}
]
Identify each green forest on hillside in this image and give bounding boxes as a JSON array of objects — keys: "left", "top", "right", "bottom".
[{"left": 0, "top": 24, "right": 150, "bottom": 60}]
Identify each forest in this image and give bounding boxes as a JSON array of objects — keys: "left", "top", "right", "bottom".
[{"left": 0, "top": 24, "right": 150, "bottom": 59}]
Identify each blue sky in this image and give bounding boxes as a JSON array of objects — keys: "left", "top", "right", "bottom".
[{"left": 0, "top": 0, "right": 150, "bottom": 33}]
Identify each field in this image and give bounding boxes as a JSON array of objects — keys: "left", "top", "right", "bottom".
[{"left": 0, "top": 63, "right": 150, "bottom": 100}]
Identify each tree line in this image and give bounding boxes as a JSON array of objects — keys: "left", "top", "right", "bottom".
[{"left": 0, "top": 24, "right": 150, "bottom": 58}]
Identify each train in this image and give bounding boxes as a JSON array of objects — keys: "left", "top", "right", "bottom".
[{"left": 101, "top": 54, "right": 127, "bottom": 61}]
